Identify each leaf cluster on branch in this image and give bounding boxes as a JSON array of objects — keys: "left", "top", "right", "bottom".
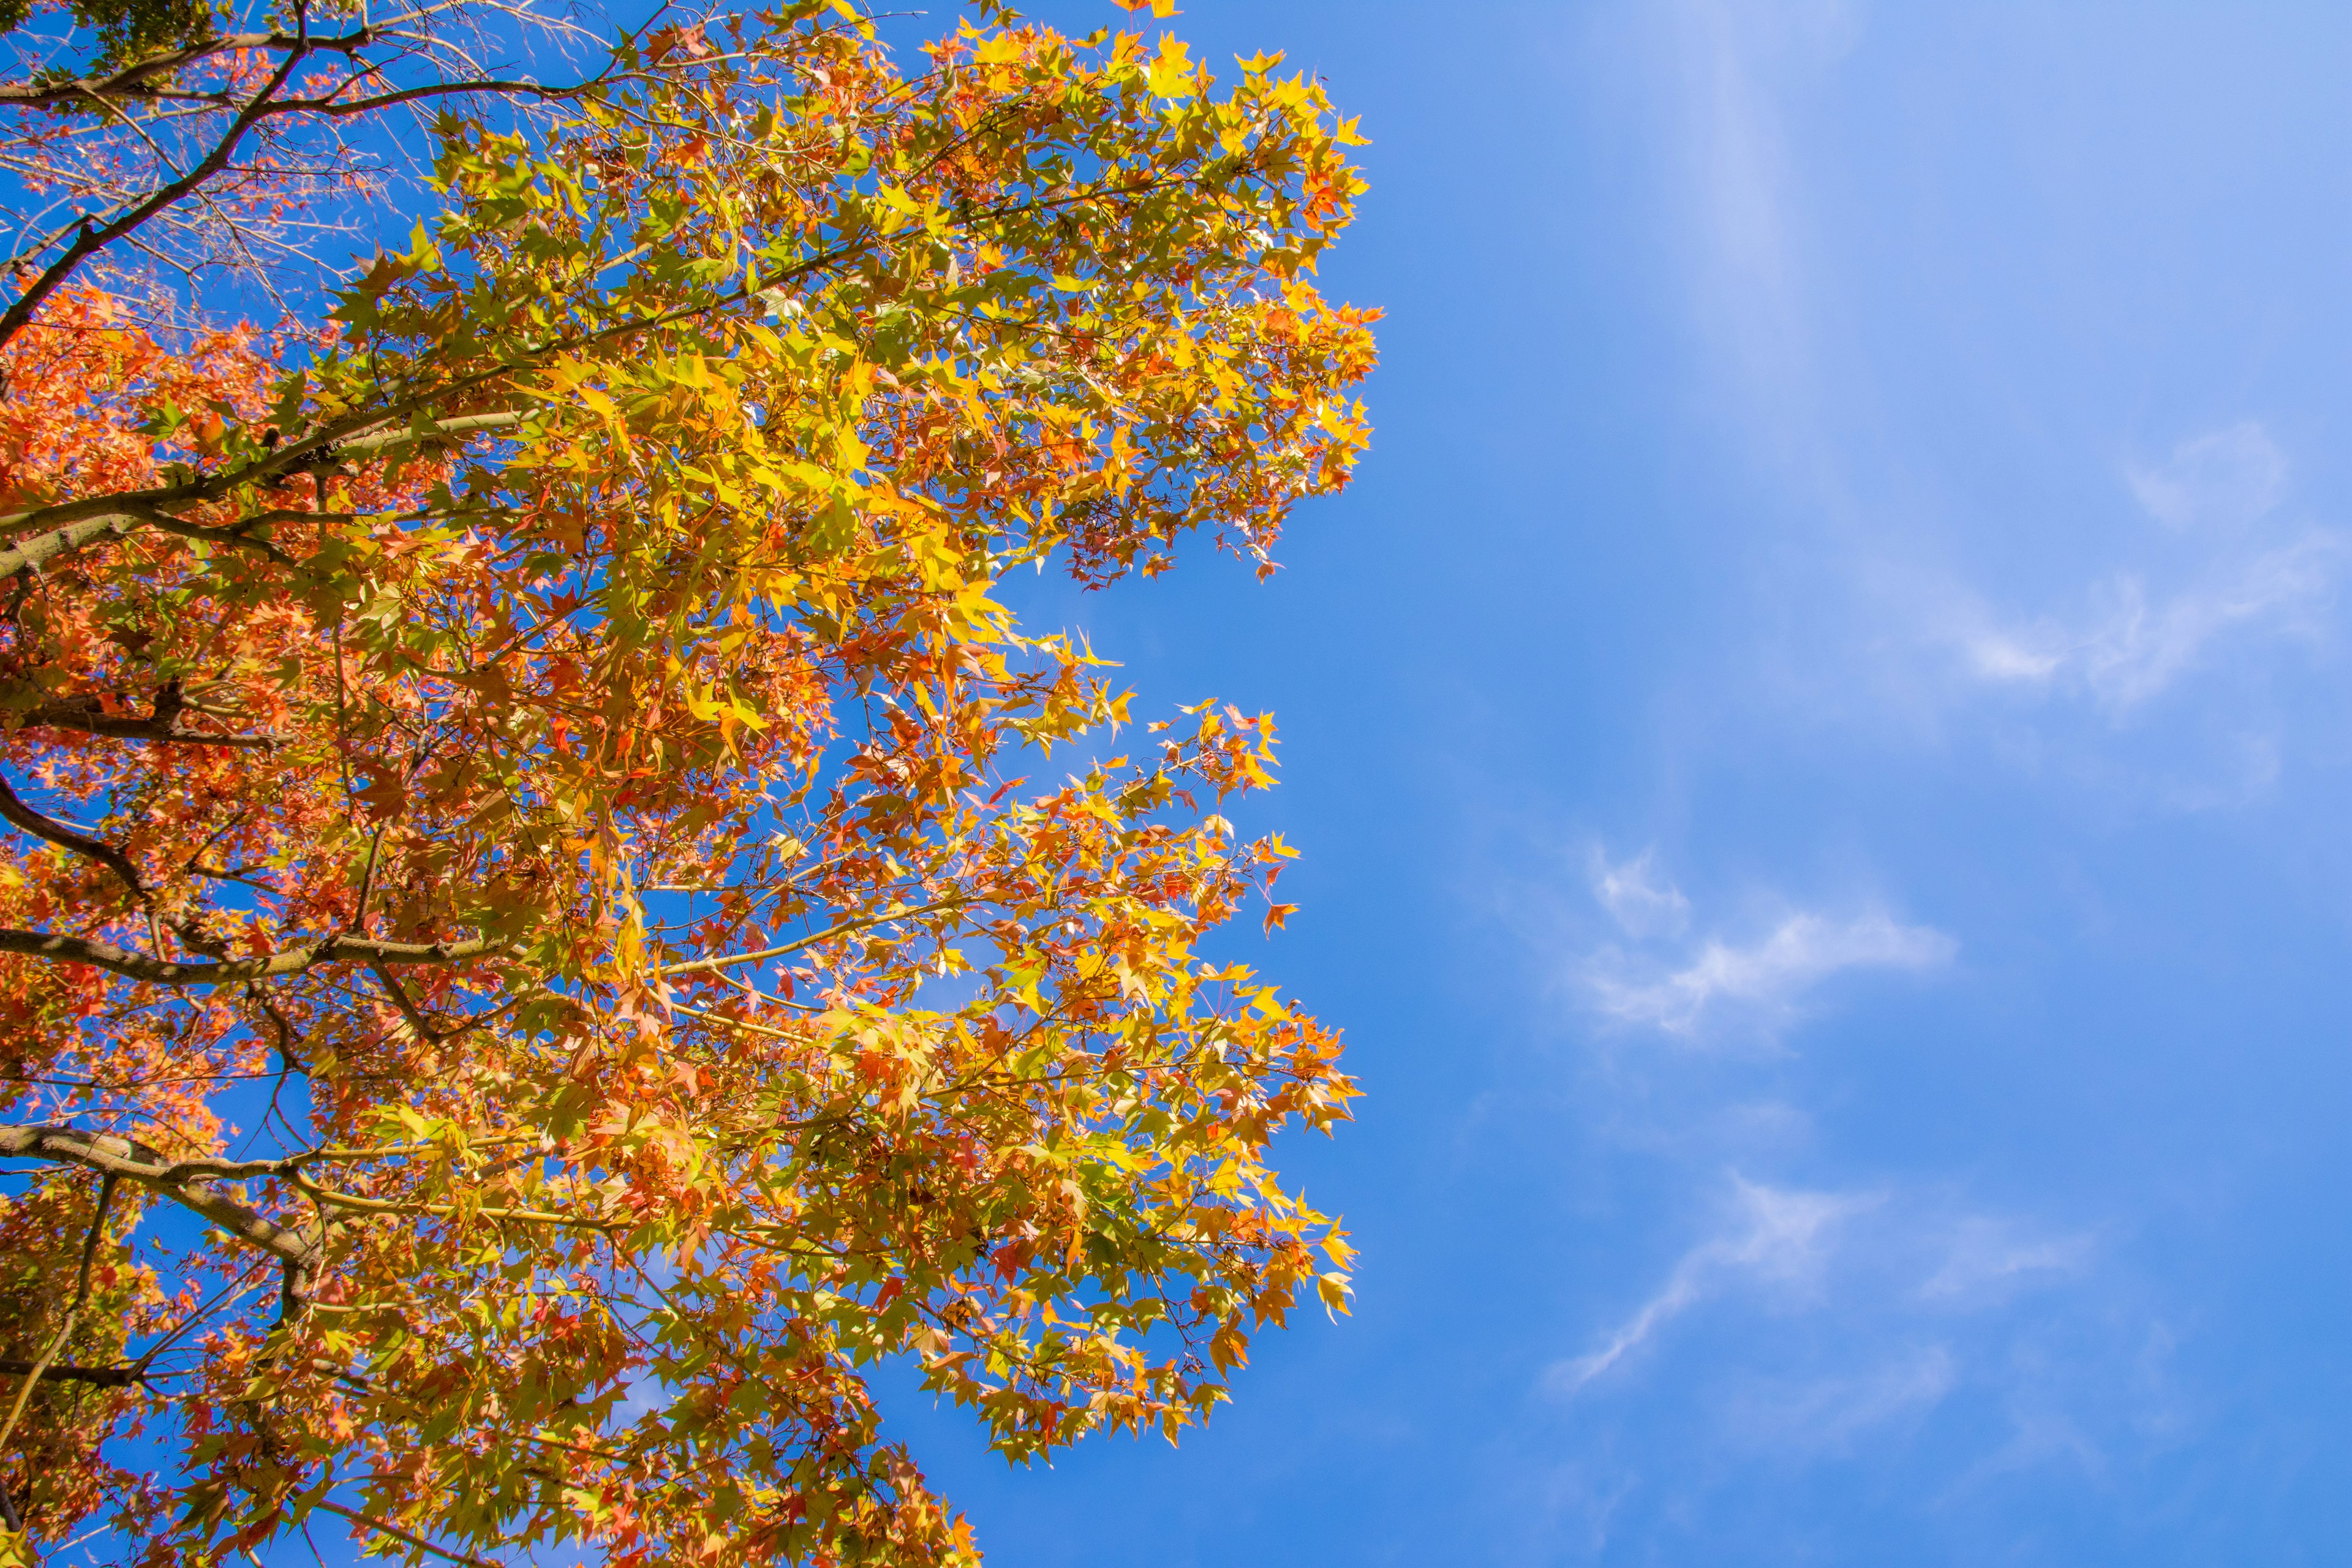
[{"left": 0, "top": 1, "right": 1376, "bottom": 1562}]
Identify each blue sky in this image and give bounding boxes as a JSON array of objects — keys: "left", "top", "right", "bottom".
[{"left": 871, "top": 2, "right": 2352, "bottom": 1563}]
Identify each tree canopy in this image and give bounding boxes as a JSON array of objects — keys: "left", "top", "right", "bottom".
[{"left": 0, "top": 1, "right": 1374, "bottom": 1562}]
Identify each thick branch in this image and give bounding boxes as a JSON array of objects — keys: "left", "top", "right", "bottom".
[
  {"left": 0, "top": 1357, "right": 148, "bottom": 1388},
  {"left": 0, "top": 500, "right": 292, "bottom": 580},
  {"left": 331, "top": 410, "right": 523, "bottom": 453},
  {"left": 0, "top": 510, "right": 143, "bottom": 577},
  {"left": 0, "top": 772, "right": 144, "bottom": 899},
  {"left": 369, "top": 962, "right": 443, "bottom": 1042},
  {"left": 0, "top": 24, "right": 382, "bottom": 110},
  {"left": 0, "top": 929, "right": 505, "bottom": 986},
  {"left": 0, "top": 1125, "right": 320, "bottom": 1266},
  {"left": 0, "top": 412, "right": 522, "bottom": 578},
  {"left": 8, "top": 689, "right": 275, "bottom": 749}
]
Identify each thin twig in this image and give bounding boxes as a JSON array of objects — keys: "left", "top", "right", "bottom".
[
  {"left": 312, "top": 1499, "right": 507, "bottom": 1568},
  {"left": 0, "top": 1172, "right": 118, "bottom": 1452}
]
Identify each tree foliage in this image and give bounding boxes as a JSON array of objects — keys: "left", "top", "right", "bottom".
[{"left": 0, "top": 0, "right": 1374, "bottom": 1562}]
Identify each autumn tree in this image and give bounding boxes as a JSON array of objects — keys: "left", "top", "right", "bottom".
[{"left": 0, "top": 0, "right": 1374, "bottom": 1562}]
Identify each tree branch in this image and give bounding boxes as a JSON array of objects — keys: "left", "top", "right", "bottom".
[
  {"left": 0, "top": 929, "right": 506, "bottom": 986},
  {"left": 0, "top": 500, "right": 293, "bottom": 581},
  {"left": 0, "top": 1357, "right": 149, "bottom": 1388},
  {"left": 369, "top": 962, "right": 443, "bottom": 1042},
  {"left": 311, "top": 1499, "right": 507, "bottom": 1568},
  {"left": 274, "top": 74, "right": 603, "bottom": 120},
  {"left": 7, "top": 688, "right": 276, "bottom": 749},
  {"left": 0, "top": 412, "right": 522, "bottom": 579},
  {"left": 0, "top": 1170, "right": 118, "bottom": 1454},
  {"left": 287, "top": 1170, "right": 619, "bottom": 1232},
  {"left": 0, "top": 24, "right": 383, "bottom": 110},
  {"left": 650, "top": 899, "right": 965, "bottom": 979},
  {"left": 0, "top": 41, "right": 309, "bottom": 351},
  {"left": 0, "top": 184, "right": 872, "bottom": 569},
  {"left": 0, "top": 8, "right": 628, "bottom": 350},
  {"left": 0, "top": 1126, "right": 319, "bottom": 1266},
  {"left": 0, "top": 772, "right": 144, "bottom": 900}
]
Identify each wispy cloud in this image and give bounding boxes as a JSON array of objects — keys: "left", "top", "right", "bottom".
[
  {"left": 1547, "top": 1177, "right": 1872, "bottom": 1395},
  {"left": 1679, "top": 0, "right": 1805, "bottom": 394},
  {"left": 2126, "top": 421, "right": 2287, "bottom": 532},
  {"left": 1585, "top": 908, "right": 1955, "bottom": 1037},
  {"left": 1545, "top": 1175, "right": 2103, "bottom": 1467},
  {"left": 1591, "top": 848, "right": 1692, "bottom": 939},
  {"left": 1961, "top": 535, "right": 2343, "bottom": 710},
  {"left": 1919, "top": 1216, "right": 2096, "bottom": 1305},
  {"left": 1664, "top": 0, "right": 1858, "bottom": 476},
  {"left": 1719, "top": 1346, "right": 1959, "bottom": 1455},
  {"left": 1954, "top": 422, "right": 2343, "bottom": 713}
]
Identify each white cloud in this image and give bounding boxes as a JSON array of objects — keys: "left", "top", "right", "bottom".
[
  {"left": 1919, "top": 1216, "right": 2094, "bottom": 1305},
  {"left": 1943, "top": 1404, "right": 2107, "bottom": 1496},
  {"left": 1721, "top": 1345, "right": 1959, "bottom": 1455},
  {"left": 2126, "top": 422, "right": 2287, "bottom": 532},
  {"left": 1591, "top": 848, "right": 1692, "bottom": 939},
  {"left": 1545, "top": 1177, "right": 2106, "bottom": 1470},
  {"left": 1938, "top": 420, "right": 2346, "bottom": 725},
  {"left": 1547, "top": 1177, "right": 1874, "bottom": 1395},
  {"left": 1961, "top": 533, "right": 2343, "bottom": 710},
  {"left": 1586, "top": 910, "right": 1955, "bottom": 1036},
  {"left": 1663, "top": 0, "right": 1858, "bottom": 478}
]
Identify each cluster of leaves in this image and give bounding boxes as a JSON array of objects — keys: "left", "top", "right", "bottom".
[
  {"left": 0, "top": 0, "right": 222, "bottom": 78},
  {"left": 0, "top": 1, "right": 1374, "bottom": 1565}
]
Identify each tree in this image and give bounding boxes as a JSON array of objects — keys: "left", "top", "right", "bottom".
[{"left": 0, "top": 0, "right": 1374, "bottom": 1561}]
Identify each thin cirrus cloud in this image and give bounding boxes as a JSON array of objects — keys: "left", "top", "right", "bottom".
[
  {"left": 1959, "top": 537, "right": 2343, "bottom": 709},
  {"left": 1917, "top": 1216, "right": 2095, "bottom": 1306},
  {"left": 1545, "top": 1176, "right": 2101, "bottom": 1450},
  {"left": 1577, "top": 853, "right": 1955, "bottom": 1038},
  {"left": 2124, "top": 421, "right": 2288, "bottom": 533},
  {"left": 1957, "top": 422, "right": 2345, "bottom": 712},
  {"left": 1662, "top": 0, "right": 2340, "bottom": 737},
  {"left": 1590, "top": 847, "right": 1692, "bottom": 940},
  {"left": 1716, "top": 1344, "right": 1959, "bottom": 1457},
  {"left": 1546, "top": 1175, "right": 1873, "bottom": 1396},
  {"left": 1659, "top": 0, "right": 1866, "bottom": 490}
]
